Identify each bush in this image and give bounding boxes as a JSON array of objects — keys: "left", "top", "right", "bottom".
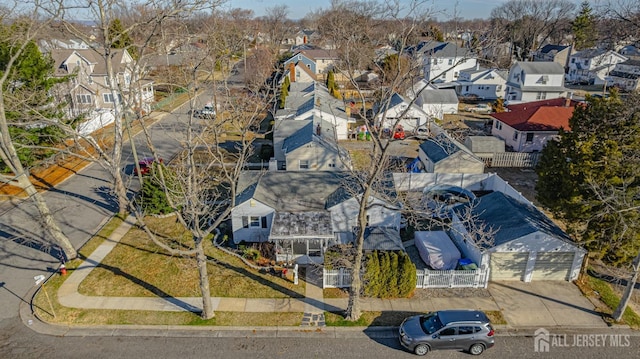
[
  {"left": 138, "top": 164, "right": 177, "bottom": 215},
  {"left": 363, "top": 251, "right": 416, "bottom": 298}
]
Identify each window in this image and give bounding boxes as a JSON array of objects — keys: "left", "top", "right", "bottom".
[
  {"left": 454, "top": 72, "right": 459, "bottom": 78},
  {"left": 448, "top": 59, "right": 453, "bottom": 65},
  {"left": 242, "top": 216, "right": 267, "bottom": 229},
  {"left": 76, "top": 94, "right": 92, "bottom": 104},
  {"left": 328, "top": 163, "right": 336, "bottom": 168},
  {"left": 299, "top": 160, "right": 309, "bottom": 169},
  {"left": 465, "top": 86, "right": 469, "bottom": 92},
  {"left": 536, "top": 92, "right": 547, "bottom": 100},
  {"left": 103, "top": 93, "right": 115, "bottom": 103},
  {"left": 571, "top": 58, "right": 575, "bottom": 63},
  {"left": 458, "top": 326, "right": 475, "bottom": 335},
  {"left": 495, "top": 121, "right": 502, "bottom": 130},
  {"left": 526, "top": 133, "right": 534, "bottom": 142},
  {"left": 440, "top": 328, "right": 456, "bottom": 336},
  {"left": 513, "top": 132, "right": 519, "bottom": 140}
]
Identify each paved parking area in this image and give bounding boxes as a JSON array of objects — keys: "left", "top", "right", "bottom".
[{"left": 489, "top": 281, "right": 609, "bottom": 328}]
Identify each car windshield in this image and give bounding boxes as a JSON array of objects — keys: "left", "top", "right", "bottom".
[{"left": 419, "top": 313, "right": 443, "bottom": 335}]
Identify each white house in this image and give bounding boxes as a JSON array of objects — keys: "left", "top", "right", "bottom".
[
  {"left": 273, "top": 119, "right": 351, "bottom": 171},
  {"left": 504, "top": 62, "right": 567, "bottom": 104},
  {"left": 231, "top": 172, "right": 402, "bottom": 264},
  {"left": 449, "top": 191, "right": 586, "bottom": 282},
  {"left": 414, "top": 89, "right": 459, "bottom": 120},
  {"left": 608, "top": 59, "right": 640, "bottom": 92},
  {"left": 490, "top": 97, "right": 577, "bottom": 152},
  {"left": 374, "top": 93, "right": 430, "bottom": 132},
  {"left": 567, "top": 49, "right": 627, "bottom": 85},
  {"left": 456, "top": 68, "right": 508, "bottom": 100},
  {"left": 414, "top": 41, "right": 477, "bottom": 83},
  {"left": 275, "top": 81, "right": 353, "bottom": 140}
]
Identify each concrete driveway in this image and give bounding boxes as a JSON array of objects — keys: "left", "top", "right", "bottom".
[{"left": 489, "top": 281, "right": 609, "bottom": 328}]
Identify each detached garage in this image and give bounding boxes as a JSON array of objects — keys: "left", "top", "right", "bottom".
[{"left": 452, "top": 191, "right": 586, "bottom": 282}]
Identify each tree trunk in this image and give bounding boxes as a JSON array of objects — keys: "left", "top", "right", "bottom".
[
  {"left": 613, "top": 252, "right": 640, "bottom": 321},
  {"left": 18, "top": 173, "right": 77, "bottom": 261},
  {"left": 195, "top": 239, "right": 214, "bottom": 319},
  {"left": 345, "top": 193, "right": 370, "bottom": 321}
]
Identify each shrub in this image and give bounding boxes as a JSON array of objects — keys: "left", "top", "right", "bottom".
[{"left": 363, "top": 251, "right": 416, "bottom": 298}]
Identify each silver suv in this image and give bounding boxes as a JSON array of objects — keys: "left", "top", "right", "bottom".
[{"left": 399, "top": 310, "right": 495, "bottom": 356}]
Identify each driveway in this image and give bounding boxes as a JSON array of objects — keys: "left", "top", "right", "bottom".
[{"left": 489, "top": 281, "right": 609, "bottom": 328}]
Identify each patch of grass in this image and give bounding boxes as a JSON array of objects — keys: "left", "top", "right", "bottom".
[
  {"left": 325, "top": 311, "right": 422, "bottom": 327},
  {"left": 348, "top": 149, "right": 371, "bottom": 170},
  {"left": 323, "top": 288, "right": 349, "bottom": 298},
  {"left": 77, "top": 216, "right": 305, "bottom": 298},
  {"left": 485, "top": 310, "right": 507, "bottom": 325},
  {"left": 587, "top": 275, "right": 640, "bottom": 329}
]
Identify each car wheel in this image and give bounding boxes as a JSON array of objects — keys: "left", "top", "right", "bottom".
[
  {"left": 414, "top": 344, "right": 429, "bottom": 356},
  {"left": 469, "top": 343, "right": 485, "bottom": 355}
]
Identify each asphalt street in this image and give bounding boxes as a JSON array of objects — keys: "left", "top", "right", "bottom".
[{"left": 0, "top": 315, "right": 638, "bottom": 359}]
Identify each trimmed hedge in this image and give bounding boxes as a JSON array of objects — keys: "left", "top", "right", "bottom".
[{"left": 364, "top": 250, "right": 416, "bottom": 298}]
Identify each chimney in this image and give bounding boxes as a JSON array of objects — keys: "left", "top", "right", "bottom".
[
  {"left": 289, "top": 62, "right": 296, "bottom": 82},
  {"left": 565, "top": 93, "right": 573, "bottom": 107}
]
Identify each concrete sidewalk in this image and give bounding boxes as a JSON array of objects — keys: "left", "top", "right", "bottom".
[{"left": 35, "top": 214, "right": 623, "bottom": 337}]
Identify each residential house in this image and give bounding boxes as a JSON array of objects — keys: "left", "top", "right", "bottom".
[
  {"left": 567, "top": 49, "right": 627, "bottom": 85},
  {"left": 231, "top": 171, "right": 402, "bottom": 263},
  {"left": 50, "top": 48, "right": 154, "bottom": 117},
  {"left": 275, "top": 81, "right": 353, "bottom": 140},
  {"left": 455, "top": 68, "right": 508, "bottom": 100},
  {"left": 417, "top": 133, "right": 485, "bottom": 174},
  {"left": 273, "top": 119, "right": 351, "bottom": 171},
  {"left": 413, "top": 89, "right": 459, "bottom": 120},
  {"left": 449, "top": 191, "right": 586, "bottom": 282},
  {"left": 413, "top": 41, "right": 477, "bottom": 83},
  {"left": 490, "top": 97, "right": 577, "bottom": 152},
  {"left": 374, "top": 93, "right": 431, "bottom": 131},
  {"left": 504, "top": 62, "right": 567, "bottom": 104},
  {"left": 532, "top": 44, "right": 573, "bottom": 70},
  {"left": 282, "top": 49, "right": 340, "bottom": 81},
  {"left": 608, "top": 59, "right": 640, "bottom": 92},
  {"left": 283, "top": 61, "right": 317, "bottom": 84},
  {"left": 618, "top": 44, "right": 640, "bottom": 57}
]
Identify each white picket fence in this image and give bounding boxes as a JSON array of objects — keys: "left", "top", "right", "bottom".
[
  {"left": 415, "top": 268, "right": 489, "bottom": 289},
  {"left": 477, "top": 152, "right": 542, "bottom": 168},
  {"left": 323, "top": 267, "right": 489, "bottom": 289}
]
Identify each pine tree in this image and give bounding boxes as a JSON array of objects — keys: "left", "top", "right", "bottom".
[
  {"left": 388, "top": 251, "right": 399, "bottom": 298},
  {"left": 279, "top": 76, "right": 290, "bottom": 109},
  {"left": 572, "top": 1, "right": 596, "bottom": 50},
  {"left": 364, "top": 251, "right": 380, "bottom": 297}
]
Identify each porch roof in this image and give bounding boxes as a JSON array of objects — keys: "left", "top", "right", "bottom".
[{"left": 270, "top": 211, "right": 334, "bottom": 239}]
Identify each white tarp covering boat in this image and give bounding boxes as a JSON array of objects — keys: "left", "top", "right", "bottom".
[{"left": 414, "top": 231, "right": 461, "bottom": 270}]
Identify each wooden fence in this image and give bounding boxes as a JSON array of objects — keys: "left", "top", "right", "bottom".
[
  {"left": 323, "top": 267, "right": 489, "bottom": 289},
  {"left": 477, "top": 152, "right": 542, "bottom": 168}
]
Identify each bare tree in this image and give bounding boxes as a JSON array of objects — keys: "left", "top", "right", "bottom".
[
  {"left": 0, "top": 1, "right": 77, "bottom": 260},
  {"left": 490, "top": 0, "right": 575, "bottom": 62}
]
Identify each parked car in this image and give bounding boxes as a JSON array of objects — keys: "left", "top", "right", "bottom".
[
  {"left": 192, "top": 104, "right": 216, "bottom": 119},
  {"left": 399, "top": 310, "right": 495, "bottom": 356},
  {"left": 466, "top": 103, "right": 492, "bottom": 114},
  {"left": 134, "top": 157, "right": 163, "bottom": 176}
]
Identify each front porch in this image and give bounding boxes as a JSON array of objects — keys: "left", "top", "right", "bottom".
[{"left": 270, "top": 211, "right": 334, "bottom": 265}]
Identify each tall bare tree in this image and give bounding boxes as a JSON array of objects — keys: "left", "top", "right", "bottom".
[
  {"left": 0, "top": 1, "right": 77, "bottom": 260},
  {"left": 490, "top": 0, "right": 575, "bottom": 61}
]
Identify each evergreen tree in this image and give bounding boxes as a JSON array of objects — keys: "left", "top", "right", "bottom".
[
  {"left": 363, "top": 251, "right": 380, "bottom": 297},
  {"left": 398, "top": 253, "right": 417, "bottom": 297},
  {"left": 108, "top": 19, "right": 133, "bottom": 49},
  {"left": 279, "top": 76, "right": 290, "bottom": 109},
  {"left": 572, "top": 1, "right": 596, "bottom": 50},
  {"left": 536, "top": 91, "right": 640, "bottom": 266},
  {"left": 388, "top": 251, "right": 399, "bottom": 297}
]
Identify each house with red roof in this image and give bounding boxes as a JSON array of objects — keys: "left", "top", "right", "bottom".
[{"left": 489, "top": 98, "right": 578, "bottom": 152}]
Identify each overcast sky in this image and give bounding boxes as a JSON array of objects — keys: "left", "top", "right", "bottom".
[{"left": 223, "top": 0, "right": 593, "bottom": 21}]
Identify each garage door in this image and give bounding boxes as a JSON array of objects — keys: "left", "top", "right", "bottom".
[
  {"left": 531, "top": 252, "right": 575, "bottom": 281},
  {"left": 490, "top": 252, "right": 529, "bottom": 281}
]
